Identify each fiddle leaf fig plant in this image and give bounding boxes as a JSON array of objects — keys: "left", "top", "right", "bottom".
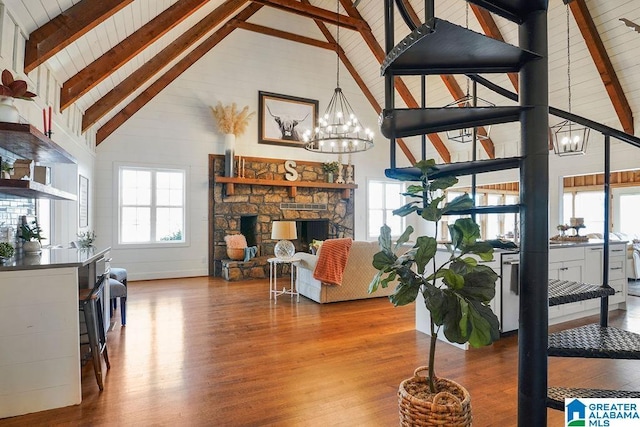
[{"left": 369, "top": 159, "right": 500, "bottom": 393}]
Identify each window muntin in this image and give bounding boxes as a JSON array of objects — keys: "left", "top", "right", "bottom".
[{"left": 368, "top": 180, "right": 405, "bottom": 238}]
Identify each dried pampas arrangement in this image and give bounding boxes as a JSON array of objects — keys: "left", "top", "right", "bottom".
[{"left": 211, "top": 102, "right": 255, "bottom": 137}]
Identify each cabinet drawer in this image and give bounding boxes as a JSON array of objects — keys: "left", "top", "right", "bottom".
[
  {"left": 608, "top": 259, "right": 625, "bottom": 280},
  {"left": 550, "top": 247, "right": 584, "bottom": 262},
  {"left": 609, "top": 246, "right": 627, "bottom": 258}
]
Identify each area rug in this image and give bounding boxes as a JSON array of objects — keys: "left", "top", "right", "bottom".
[{"left": 628, "top": 280, "right": 640, "bottom": 297}]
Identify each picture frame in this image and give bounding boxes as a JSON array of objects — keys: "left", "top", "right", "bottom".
[
  {"left": 79, "top": 175, "right": 88, "bottom": 228},
  {"left": 258, "top": 91, "right": 318, "bottom": 147}
]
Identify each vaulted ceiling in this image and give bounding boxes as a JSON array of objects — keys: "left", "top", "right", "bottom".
[{"left": 7, "top": 0, "right": 640, "bottom": 164}]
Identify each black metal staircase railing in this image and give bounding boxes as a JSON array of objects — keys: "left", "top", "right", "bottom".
[{"left": 382, "top": 0, "right": 640, "bottom": 424}]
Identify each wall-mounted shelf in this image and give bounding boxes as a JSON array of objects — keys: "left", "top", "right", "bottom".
[
  {"left": 215, "top": 176, "right": 357, "bottom": 199},
  {"left": 0, "top": 122, "right": 76, "bottom": 164},
  {"left": 0, "top": 179, "right": 77, "bottom": 201}
]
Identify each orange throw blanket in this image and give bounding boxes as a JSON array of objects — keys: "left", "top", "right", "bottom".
[{"left": 313, "top": 238, "right": 353, "bottom": 286}]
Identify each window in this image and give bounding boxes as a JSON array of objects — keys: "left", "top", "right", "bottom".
[
  {"left": 367, "top": 180, "right": 405, "bottom": 238},
  {"left": 620, "top": 194, "right": 640, "bottom": 236},
  {"left": 118, "top": 166, "right": 185, "bottom": 245},
  {"left": 563, "top": 190, "right": 604, "bottom": 235}
]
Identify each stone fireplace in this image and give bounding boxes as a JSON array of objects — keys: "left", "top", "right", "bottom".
[{"left": 209, "top": 155, "right": 356, "bottom": 279}]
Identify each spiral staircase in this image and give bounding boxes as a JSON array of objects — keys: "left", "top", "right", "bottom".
[{"left": 380, "top": 0, "right": 640, "bottom": 423}]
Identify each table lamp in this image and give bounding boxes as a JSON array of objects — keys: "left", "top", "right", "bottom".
[{"left": 271, "top": 221, "right": 297, "bottom": 259}]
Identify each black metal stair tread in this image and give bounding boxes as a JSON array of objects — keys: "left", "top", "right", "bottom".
[
  {"left": 548, "top": 279, "right": 615, "bottom": 306},
  {"left": 548, "top": 324, "right": 640, "bottom": 359},
  {"left": 385, "top": 157, "right": 522, "bottom": 181},
  {"left": 466, "top": 0, "right": 548, "bottom": 24},
  {"left": 444, "top": 204, "right": 520, "bottom": 215},
  {"left": 547, "top": 387, "right": 640, "bottom": 411},
  {"left": 380, "top": 106, "right": 528, "bottom": 139},
  {"left": 381, "top": 19, "right": 541, "bottom": 76}
]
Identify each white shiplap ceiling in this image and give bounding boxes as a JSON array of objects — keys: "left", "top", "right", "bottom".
[{"left": 4, "top": 0, "right": 640, "bottom": 161}]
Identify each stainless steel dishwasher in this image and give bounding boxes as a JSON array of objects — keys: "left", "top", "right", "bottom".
[{"left": 501, "top": 252, "right": 520, "bottom": 333}]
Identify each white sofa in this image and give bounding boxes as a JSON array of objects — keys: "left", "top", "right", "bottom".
[{"left": 295, "top": 240, "right": 396, "bottom": 303}]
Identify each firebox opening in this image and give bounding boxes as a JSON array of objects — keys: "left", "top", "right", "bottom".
[
  {"left": 240, "top": 215, "right": 258, "bottom": 247},
  {"left": 295, "top": 219, "right": 329, "bottom": 253}
]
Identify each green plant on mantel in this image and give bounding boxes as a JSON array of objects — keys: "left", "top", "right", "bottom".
[
  {"left": 0, "top": 241, "right": 14, "bottom": 258},
  {"left": 20, "top": 220, "right": 44, "bottom": 242},
  {"left": 322, "top": 161, "right": 339, "bottom": 174},
  {"left": 1, "top": 160, "right": 12, "bottom": 173},
  {"left": 369, "top": 159, "right": 500, "bottom": 393}
]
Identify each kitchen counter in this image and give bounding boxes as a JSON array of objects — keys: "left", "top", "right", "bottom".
[{"left": 0, "top": 247, "right": 109, "bottom": 271}]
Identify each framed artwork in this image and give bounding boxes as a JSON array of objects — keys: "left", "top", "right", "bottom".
[
  {"left": 258, "top": 91, "right": 318, "bottom": 147},
  {"left": 79, "top": 175, "right": 88, "bottom": 228}
]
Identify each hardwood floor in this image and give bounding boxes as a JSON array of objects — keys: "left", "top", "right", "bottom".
[{"left": 2, "top": 277, "right": 640, "bottom": 426}]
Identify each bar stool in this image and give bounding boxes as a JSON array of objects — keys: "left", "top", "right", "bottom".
[
  {"left": 79, "top": 274, "right": 110, "bottom": 390},
  {"left": 109, "top": 268, "right": 127, "bottom": 326}
]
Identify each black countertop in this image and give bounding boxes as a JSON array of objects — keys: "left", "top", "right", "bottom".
[{"left": 0, "top": 247, "right": 110, "bottom": 271}]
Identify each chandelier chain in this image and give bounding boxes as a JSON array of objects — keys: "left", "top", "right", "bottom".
[
  {"left": 566, "top": 3, "right": 572, "bottom": 113},
  {"left": 336, "top": 0, "right": 340, "bottom": 88}
]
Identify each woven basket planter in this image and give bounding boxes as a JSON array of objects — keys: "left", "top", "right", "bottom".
[
  {"left": 398, "top": 367, "right": 472, "bottom": 426},
  {"left": 227, "top": 248, "right": 245, "bottom": 260}
]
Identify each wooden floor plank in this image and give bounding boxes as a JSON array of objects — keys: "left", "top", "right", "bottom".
[{"left": 1, "top": 276, "right": 639, "bottom": 426}]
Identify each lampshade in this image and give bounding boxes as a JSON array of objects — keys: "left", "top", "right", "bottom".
[
  {"left": 271, "top": 221, "right": 297, "bottom": 259},
  {"left": 444, "top": 94, "right": 495, "bottom": 144},
  {"left": 271, "top": 221, "right": 297, "bottom": 240}
]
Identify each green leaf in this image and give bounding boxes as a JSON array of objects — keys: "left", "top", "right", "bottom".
[
  {"left": 403, "top": 184, "right": 425, "bottom": 196},
  {"left": 466, "top": 300, "right": 500, "bottom": 347},
  {"left": 395, "top": 226, "right": 414, "bottom": 251},
  {"left": 378, "top": 225, "right": 392, "bottom": 252},
  {"left": 393, "top": 203, "right": 420, "bottom": 217},
  {"left": 429, "top": 176, "right": 459, "bottom": 192},
  {"left": 372, "top": 250, "right": 396, "bottom": 270},
  {"left": 443, "top": 193, "right": 474, "bottom": 215},
  {"left": 454, "top": 218, "right": 481, "bottom": 246},
  {"left": 368, "top": 271, "right": 382, "bottom": 294},
  {"left": 415, "top": 159, "right": 437, "bottom": 176},
  {"left": 390, "top": 281, "right": 420, "bottom": 306},
  {"left": 422, "top": 195, "right": 446, "bottom": 222},
  {"left": 442, "top": 268, "right": 464, "bottom": 290},
  {"left": 414, "top": 236, "right": 437, "bottom": 274},
  {"left": 458, "top": 265, "right": 499, "bottom": 302},
  {"left": 466, "top": 242, "right": 494, "bottom": 261}
]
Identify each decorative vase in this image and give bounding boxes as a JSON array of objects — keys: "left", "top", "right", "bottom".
[
  {"left": 327, "top": 172, "right": 334, "bottom": 183},
  {"left": 224, "top": 133, "right": 236, "bottom": 177},
  {"left": 0, "top": 96, "right": 20, "bottom": 123},
  {"left": 398, "top": 367, "right": 472, "bottom": 427},
  {"left": 227, "top": 247, "right": 245, "bottom": 260},
  {"left": 22, "top": 240, "right": 42, "bottom": 254}
]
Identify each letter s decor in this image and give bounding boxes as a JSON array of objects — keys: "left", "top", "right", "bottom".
[{"left": 284, "top": 160, "right": 298, "bottom": 181}]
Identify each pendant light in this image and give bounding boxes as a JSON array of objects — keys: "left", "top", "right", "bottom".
[
  {"left": 444, "top": 2, "right": 494, "bottom": 145},
  {"left": 303, "top": 0, "right": 374, "bottom": 154},
  {"left": 552, "top": 3, "right": 590, "bottom": 156}
]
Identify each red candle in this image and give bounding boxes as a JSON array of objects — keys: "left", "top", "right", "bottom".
[
  {"left": 43, "top": 108, "right": 47, "bottom": 133},
  {"left": 48, "top": 106, "right": 52, "bottom": 134}
]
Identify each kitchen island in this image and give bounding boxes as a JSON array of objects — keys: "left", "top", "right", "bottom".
[{"left": 0, "top": 247, "right": 110, "bottom": 419}]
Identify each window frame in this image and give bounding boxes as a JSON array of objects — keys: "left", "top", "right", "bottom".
[
  {"left": 114, "top": 162, "right": 188, "bottom": 249},
  {"left": 366, "top": 178, "right": 406, "bottom": 240}
]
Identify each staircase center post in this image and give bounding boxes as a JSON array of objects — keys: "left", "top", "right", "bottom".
[{"left": 518, "top": 8, "right": 550, "bottom": 427}]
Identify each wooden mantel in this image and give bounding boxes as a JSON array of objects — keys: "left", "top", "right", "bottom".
[{"left": 215, "top": 176, "right": 357, "bottom": 199}]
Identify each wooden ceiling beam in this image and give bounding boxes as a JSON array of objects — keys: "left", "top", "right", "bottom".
[
  {"left": 250, "top": 0, "right": 362, "bottom": 31},
  {"left": 96, "top": 4, "right": 264, "bottom": 145},
  {"left": 469, "top": 5, "right": 518, "bottom": 92},
  {"left": 61, "top": 0, "right": 211, "bottom": 111},
  {"left": 24, "top": 0, "right": 132, "bottom": 74},
  {"left": 83, "top": 0, "right": 249, "bottom": 132},
  {"left": 304, "top": 1, "right": 415, "bottom": 165},
  {"left": 338, "top": 0, "right": 450, "bottom": 163},
  {"left": 231, "top": 21, "right": 335, "bottom": 50},
  {"left": 569, "top": 0, "right": 634, "bottom": 134}
]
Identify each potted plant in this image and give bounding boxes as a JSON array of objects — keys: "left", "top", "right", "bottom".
[
  {"left": 77, "top": 230, "right": 96, "bottom": 248},
  {"left": 0, "top": 241, "right": 14, "bottom": 262},
  {"left": 369, "top": 159, "right": 499, "bottom": 426},
  {"left": 20, "top": 220, "right": 44, "bottom": 254},
  {"left": 224, "top": 233, "right": 247, "bottom": 261},
  {"left": 1, "top": 159, "right": 12, "bottom": 179},
  {"left": 322, "top": 161, "right": 340, "bottom": 183},
  {"left": 211, "top": 102, "right": 255, "bottom": 177},
  {"left": 0, "top": 69, "right": 37, "bottom": 123}
]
